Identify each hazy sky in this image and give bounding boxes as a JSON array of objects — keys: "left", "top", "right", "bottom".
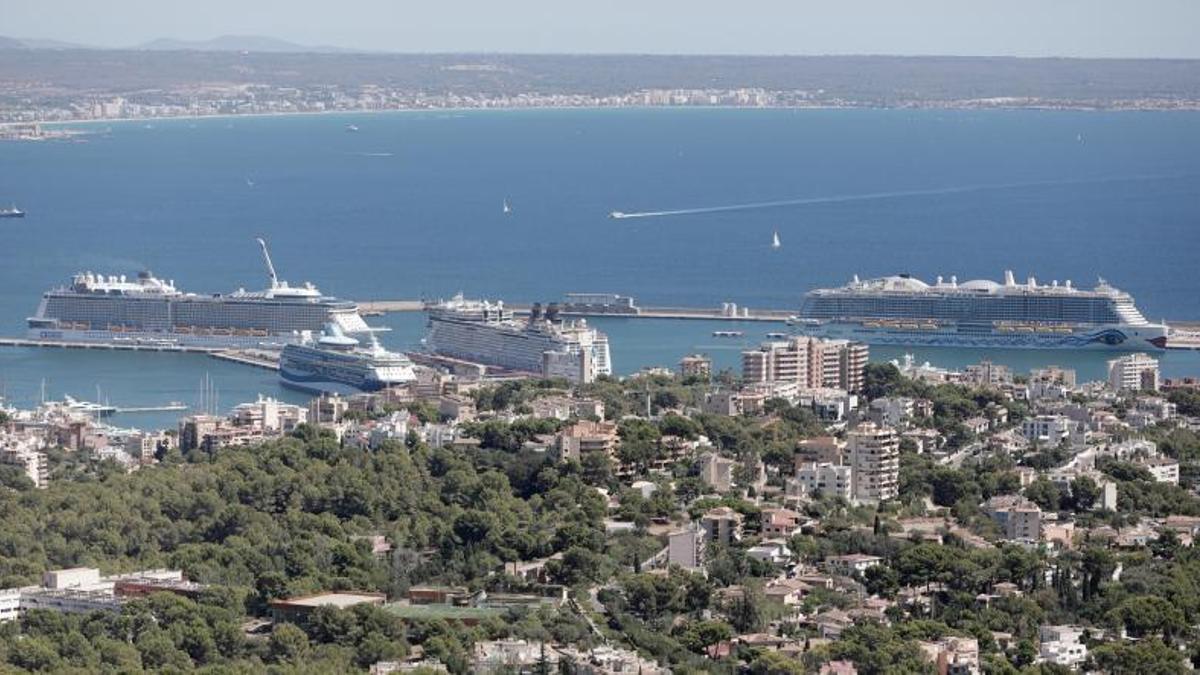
[{"left": 6, "top": 0, "right": 1200, "bottom": 58}]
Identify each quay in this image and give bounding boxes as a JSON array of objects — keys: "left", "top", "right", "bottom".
[
  {"left": 209, "top": 350, "right": 281, "bottom": 371},
  {"left": 0, "top": 337, "right": 284, "bottom": 367},
  {"left": 0, "top": 337, "right": 220, "bottom": 353},
  {"left": 115, "top": 404, "right": 189, "bottom": 413},
  {"left": 358, "top": 300, "right": 791, "bottom": 322}
]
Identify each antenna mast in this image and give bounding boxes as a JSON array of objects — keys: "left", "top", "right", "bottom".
[{"left": 256, "top": 238, "right": 280, "bottom": 289}]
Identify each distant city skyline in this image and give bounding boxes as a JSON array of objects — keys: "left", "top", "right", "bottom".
[{"left": 4, "top": 0, "right": 1200, "bottom": 59}]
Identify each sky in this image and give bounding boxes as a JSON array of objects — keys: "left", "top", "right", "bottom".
[{"left": 5, "top": 0, "right": 1200, "bottom": 58}]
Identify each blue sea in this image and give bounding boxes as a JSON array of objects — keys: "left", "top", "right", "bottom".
[{"left": 1, "top": 108, "right": 1198, "bottom": 428}]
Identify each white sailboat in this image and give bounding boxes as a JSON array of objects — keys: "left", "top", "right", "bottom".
[
  {"left": 503, "top": 198, "right": 512, "bottom": 214},
  {"left": 771, "top": 230, "right": 781, "bottom": 249}
]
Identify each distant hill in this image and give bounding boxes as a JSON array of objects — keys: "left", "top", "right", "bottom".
[
  {"left": 17, "top": 37, "right": 97, "bottom": 50},
  {"left": 0, "top": 36, "right": 100, "bottom": 49},
  {"left": 135, "top": 35, "right": 352, "bottom": 54}
]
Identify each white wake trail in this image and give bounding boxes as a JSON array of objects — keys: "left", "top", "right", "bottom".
[{"left": 610, "top": 174, "right": 1183, "bottom": 220}]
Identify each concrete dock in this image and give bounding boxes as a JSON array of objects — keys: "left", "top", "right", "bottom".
[
  {"left": 209, "top": 350, "right": 281, "bottom": 371},
  {"left": 359, "top": 300, "right": 790, "bottom": 322},
  {"left": 0, "top": 337, "right": 284, "bottom": 367},
  {"left": 0, "top": 337, "right": 221, "bottom": 353}
]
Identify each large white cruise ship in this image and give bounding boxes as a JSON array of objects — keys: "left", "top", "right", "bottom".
[
  {"left": 793, "top": 271, "right": 1167, "bottom": 351},
  {"left": 26, "top": 239, "right": 371, "bottom": 349},
  {"left": 280, "top": 324, "right": 416, "bottom": 395},
  {"left": 424, "top": 294, "right": 612, "bottom": 383}
]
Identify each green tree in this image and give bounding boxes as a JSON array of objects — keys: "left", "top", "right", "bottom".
[
  {"left": 1090, "top": 638, "right": 1187, "bottom": 675},
  {"left": 7, "top": 635, "right": 61, "bottom": 672},
  {"left": 1069, "top": 475, "right": 1101, "bottom": 511},
  {"left": 677, "top": 619, "right": 732, "bottom": 654},
  {"left": 749, "top": 650, "right": 807, "bottom": 674},
  {"left": 1107, "top": 596, "right": 1186, "bottom": 640},
  {"left": 268, "top": 622, "right": 311, "bottom": 664},
  {"left": 1024, "top": 479, "right": 1063, "bottom": 512}
]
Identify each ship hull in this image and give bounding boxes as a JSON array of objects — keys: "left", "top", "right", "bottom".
[
  {"left": 425, "top": 316, "right": 613, "bottom": 378},
  {"left": 278, "top": 344, "right": 414, "bottom": 395},
  {"left": 278, "top": 372, "right": 388, "bottom": 396},
  {"left": 27, "top": 327, "right": 296, "bottom": 350},
  {"left": 795, "top": 321, "right": 1167, "bottom": 351}
]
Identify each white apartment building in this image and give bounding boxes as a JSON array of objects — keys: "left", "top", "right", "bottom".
[
  {"left": 1038, "top": 625, "right": 1088, "bottom": 668},
  {"left": 1021, "top": 414, "right": 1072, "bottom": 445},
  {"left": 847, "top": 423, "right": 899, "bottom": 503},
  {"left": 1139, "top": 456, "right": 1180, "bottom": 484},
  {"left": 1107, "top": 353, "right": 1160, "bottom": 392},
  {"left": 231, "top": 395, "right": 309, "bottom": 434},
  {"left": 795, "top": 462, "right": 854, "bottom": 501}
]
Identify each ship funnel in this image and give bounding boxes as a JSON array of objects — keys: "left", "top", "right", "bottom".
[
  {"left": 1028, "top": 276, "right": 1037, "bottom": 288},
  {"left": 1004, "top": 270, "right": 1016, "bottom": 286},
  {"left": 936, "top": 275, "right": 943, "bottom": 285},
  {"left": 530, "top": 302, "right": 543, "bottom": 321},
  {"left": 1065, "top": 279, "right": 1072, "bottom": 289},
  {"left": 950, "top": 275, "right": 957, "bottom": 287},
  {"left": 256, "top": 238, "right": 280, "bottom": 289},
  {"left": 545, "top": 302, "right": 561, "bottom": 322}
]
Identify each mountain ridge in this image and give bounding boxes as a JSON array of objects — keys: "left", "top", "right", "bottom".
[{"left": 0, "top": 34, "right": 357, "bottom": 53}]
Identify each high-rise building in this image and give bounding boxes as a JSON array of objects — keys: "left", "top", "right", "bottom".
[
  {"left": 742, "top": 338, "right": 809, "bottom": 385},
  {"left": 1107, "top": 353, "right": 1160, "bottom": 392},
  {"left": 847, "top": 422, "right": 899, "bottom": 503},
  {"left": 741, "top": 337, "right": 868, "bottom": 392},
  {"left": 813, "top": 339, "right": 869, "bottom": 393}
]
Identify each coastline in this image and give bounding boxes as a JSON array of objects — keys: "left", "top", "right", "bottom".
[{"left": 15, "top": 100, "right": 1200, "bottom": 131}]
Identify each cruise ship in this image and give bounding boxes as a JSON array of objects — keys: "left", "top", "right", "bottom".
[
  {"left": 26, "top": 239, "right": 371, "bottom": 349},
  {"left": 424, "top": 295, "right": 612, "bottom": 383},
  {"left": 280, "top": 324, "right": 417, "bottom": 395},
  {"left": 793, "top": 271, "right": 1167, "bottom": 351}
]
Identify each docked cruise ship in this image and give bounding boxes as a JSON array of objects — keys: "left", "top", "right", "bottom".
[
  {"left": 280, "top": 324, "right": 416, "bottom": 395},
  {"left": 26, "top": 240, "right": 371, "bottom": 349},
  {"left": 424, "top": 294, "right": 612, "bottom": 383},
  {"left": 793, "top": 271, "right": 1167, "bottom": 351}
]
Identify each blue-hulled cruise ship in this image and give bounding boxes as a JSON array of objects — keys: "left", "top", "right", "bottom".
[
  {"left": 793, "top": 271, "right": 1167, "bottom": 351},
  {"left": 280, "top": 324, "right": 416, "bottom": 395}
]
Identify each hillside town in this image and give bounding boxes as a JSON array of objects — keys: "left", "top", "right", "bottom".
[{"left": 3, "top": 337, "right": 1199, "bottom": 673}]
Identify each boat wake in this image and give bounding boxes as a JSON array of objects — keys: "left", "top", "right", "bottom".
[
  {"left": 609, "top": 173, "right": 1184, "bottom": 220},
  {"left": 356, "top": 152, "right": 395, "bottom": 157}
]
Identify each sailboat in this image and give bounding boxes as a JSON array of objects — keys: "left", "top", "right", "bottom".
[
  {"left": 503, "top": 198, "right": 512, "bottom": 214},
  {"left": 771, "top": 230, "right": 781, "bottom": 249},
  {"left": 0, "top": 204, "right": 24, "bottom": 218}
]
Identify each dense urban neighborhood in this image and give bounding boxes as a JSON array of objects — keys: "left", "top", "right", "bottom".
[{"left": 3, "top": 338, "right": 1200, "bottom": 673}]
